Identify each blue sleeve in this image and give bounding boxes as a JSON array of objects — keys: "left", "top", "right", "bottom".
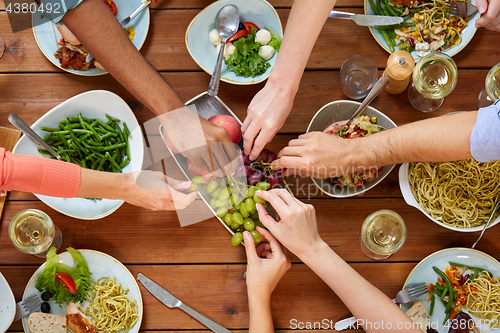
[
  {"left": 470, "top": 99, "right": 500, "bottom": 162},
  {"left": 42, "top": 0, "right": 83, "bottom": 24}
]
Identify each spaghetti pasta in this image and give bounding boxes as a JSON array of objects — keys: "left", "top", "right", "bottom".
[
  {"left": 466, "top": 271, "right": 500, "bottom": 328},
  {"left": 82, "top": 277, "right": 139, "bottom": 333},
  {"left": 408, "top": 159, "right": 500, "bottom": 228}
]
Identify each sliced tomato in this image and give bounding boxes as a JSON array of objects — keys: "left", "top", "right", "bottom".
[
  {"left": 243, "top": 22, "right": 259, "bottom": 33},
  {"left": 55, "top": 272, "right": 77, "bottom": 295},
  {"left": 103, "top": 0, "right": 118, "bottom": 15},
  {"left": 226, "top": 30, "right": 248, "bottom": 43}
]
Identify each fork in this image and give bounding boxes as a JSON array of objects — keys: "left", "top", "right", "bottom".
[
  {"left": 443, "top": 1, "right": 478, "bottom": 17},
  {"left": 14, "top": 294, "right": 41, "bottom": 321},
  {"left": 334, "top": 283, "right": 428, "bottom": 331}
]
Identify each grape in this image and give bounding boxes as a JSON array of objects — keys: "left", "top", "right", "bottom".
[
  {"left": 275, "top": 170, "right": 285, "bottom": 182},
  {"left": 239, "top": 186, "right": 248, "bottom": 198},
  {"left": 232, "top": 212, "right": 244, "bottom": 225},
  {"left": 245, "top": 198, "right": 256, "bottom": 214},
  {"left": 256, "top": 220, "right": 266, "bottom": 229},
  {"left": 219, "top": 188, "right": 230, "bottom": 200},
  {"left": 256, "top": 149, "right": 270, "bottom": 163},
  {"left": 256, "top": 181, "right": 271, "bottom": 191},
  {"left": 224, "top": 213, "right": 232, "bottom": 226},
  {"left": 219, "top": 178, "right": 227, "bottom": 188},
  {"left": 230, "top": 194, "right": 241, "bottom": 206},
  {"left": 251, "top": 211, "right": 259, "bottom": 221},
  {"left": 192, "top": 175, "right": 204, "bottom": 184},
  {"left": 265, "top": 151, "right": 277, "bottom": 164},
  {"left": 201, "top": 184, "right": 210, "bottom": 193},
  {"left": 211, "top": 188, "right": 222, "bottom": 198},
  {"left": 243, "top": 153, "right": 251, "bottom": 165},
  {"left": 247, "top": 186, "right": 258, "bottom": 196},
  {"left": 215, "top": 199, "right": 228, "bottom": 208},
  {"left": 243, "top": 218, "right": 255, "bottom": 231},
  {"left": 245, "top": 165, "right": 255, "bottom": 177},
  {"left": 248, "top": 170, "right": 264, "bottom": 186},
  {"left": 210, "top": 198, "right": 217, "bottom": 209},
  {"left": 207, "top": 180, "right": 218, "bottom": 193},
  {"left": 240, "top": 204, "right": 250, "bottom": 218},
  {"left": 250, "top": 230, "right": 263, "bottom": 244},
  {"left": 268, "top": 174, "right": 279, "bottom": 189},
  {"left": 185, "top": 183, "right": 198, "bottom": 193},
  {"left": 230, "top": 222, "right": 240, "bottom": 230},
  {"left": 253, "top": 194, "right": 266, "bottom": 204},
  {"left": 235, "top": 202, "right": 243, "bottom": 211},
  {"left": 216, "top": 207, "right": 227, "bottom": 218},
  {"left": 231, "top": 232, "right": 243, "bottom": 246}
]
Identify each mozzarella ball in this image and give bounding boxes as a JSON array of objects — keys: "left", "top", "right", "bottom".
[
  {"left": 224, "top": 42, "right": 236, "bottom": 60},
  {"left": 209, "top": 29, "right": 222, "bottom": 45},
  {"left": 255, "top": 29, "right": 272, "bottom": 45},
  {"left": 258, "top": 45, "right": 275, "bottom": 61}
]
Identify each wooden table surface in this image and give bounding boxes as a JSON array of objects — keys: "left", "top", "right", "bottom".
[{"left": 1, "top": 0, "right": 499, "bottom": 332}]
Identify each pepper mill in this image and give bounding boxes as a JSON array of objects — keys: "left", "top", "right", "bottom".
[{"left": 383, "top": 51, "right": 415, "bottom": 95}]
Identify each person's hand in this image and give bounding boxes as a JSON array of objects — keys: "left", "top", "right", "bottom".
[
  {"left": 242, "top": 82, "right": 295, "bottom": 160},
  {"left": 476, "top": 0, "right": 500, "bottom": 31},
  {"left": 272, "top": 132, "right": 359, "bottom": 178},
  {"left": 255, "top": 189, "right": 324, "bottom": 260},
  {"left": 244, "top": 226, "right": 291, "bottom": 296},
  {"left": 122, "top": 170, "right": 197, "bottom": 210},
  {"left": 161, "top": 107, "right": 238, "bottom": 175}
]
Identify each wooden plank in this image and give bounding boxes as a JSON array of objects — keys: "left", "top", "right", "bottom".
[
  {"left": 3, "top": 262, "right": 416, "bottom": 331},
  {"left": 1, "top": 10, "right": 498, "bottom": 72},
  {"left": 1, "top": 198, "right": 499, "bottom": 266}
]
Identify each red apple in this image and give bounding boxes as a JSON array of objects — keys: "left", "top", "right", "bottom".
[{"left": 208, "top": 115, "right": 241, "bottom": 144}]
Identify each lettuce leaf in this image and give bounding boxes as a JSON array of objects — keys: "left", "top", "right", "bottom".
[
  {"left": 266, "top": 28, "right": 282, "bottom": 51},
  {"left": 35, "top": 247, "right": 92, "bottom": 305},
  {"left": 224, "top": 28, "right": 270, "bottom": 78}
]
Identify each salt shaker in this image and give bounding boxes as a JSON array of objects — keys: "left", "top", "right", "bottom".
[{"left": 383, "top": 51, "right": 415, "bottom": 95}]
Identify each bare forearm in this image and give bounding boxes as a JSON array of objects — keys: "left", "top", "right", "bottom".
[
  {"left": 360, "top": 111, "right": 477, "bottom": 168},
  {"left": 268, "top": 0, "right": 337, "bottom": 93},
  {"left": 248, "top": 292, "right": 274, "bottom": 333},
  {"left": 62, "top": 0, "right": 184, "bottom": 115},
  {"left": 300, "top": 242, "right": 419, "bottom": 333},
  {"left": 76, "top": 168, "right": 130, "bottom": 199}
]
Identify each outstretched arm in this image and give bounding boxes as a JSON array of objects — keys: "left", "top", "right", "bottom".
[{"left": 242, "top": 0, "right": 338, "bottom": 160}]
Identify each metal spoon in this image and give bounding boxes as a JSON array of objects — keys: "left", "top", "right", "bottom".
[
  {"left": 471, "top": 201, "right": 500, "bottom": 249},
  {"left": 207, "top": 5, "right": 240, "bottom": 97},
  {"left": 345, "top": 76, "right": 390, "bottom": 128},
  {"left": 8, "top": 113, "right": 61, "bottom": 160}
]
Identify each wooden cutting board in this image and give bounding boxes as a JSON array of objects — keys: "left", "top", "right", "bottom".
[{"left": 0, "top": 127, "right": 22, "bottom": 219}]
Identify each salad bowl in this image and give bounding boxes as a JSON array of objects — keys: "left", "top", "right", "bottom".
[
  {"left": 185, "top": 0, "right": 283, "bottom": 85},
  {"left": 306, "top": 100, "right": 397, "bottom": 198}
]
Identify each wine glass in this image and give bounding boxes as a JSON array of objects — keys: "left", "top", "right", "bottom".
[
  {"left": 9, "top": 209, "right": 62, "bottom": 258},
  {"left": 408, "top": 52, "right": 458, "bottom": 112},
  {"left": 478, "top": 62, "right": 500, "bottom": 108},
  {"left": 360, "top": 209, "right": 406, "bottom": 260}
]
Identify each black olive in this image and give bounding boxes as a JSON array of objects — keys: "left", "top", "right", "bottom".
[
  {"left": 238, "top": 22, "right": 246, "bottom": 31},
  {"left": 40, "top": 302, "right": 50, "bottom": 313},
  {"left": 41, "top": 291, "right": 52, "bottom": 301}
]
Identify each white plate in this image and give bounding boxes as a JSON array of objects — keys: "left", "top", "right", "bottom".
[
  {"left": 32, "top": 0, "right": 150, "bottom": 76},
  {"left": 12, "top": 90, "right": 144, "bottom": 220},
  {"left": 22, "top": 249, "right": 143, "bottom": 333},
  {"left": 401, "top": 248, "right": 500, "bottom": 333},
  {"left": 0, "top": 272, "right": 16, "bottom": 332},
  {"left": 364, "top": 0, "right": 479, "bottom": 59}
]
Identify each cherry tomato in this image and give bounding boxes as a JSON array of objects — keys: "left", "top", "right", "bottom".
[
  {"left": 55, "top": 273, "right": 77, "bottom": 295},
  {"left": 103, "top": 0, "right": 118, "bottom": 15},
  {"left": 226, "top": 30, "right": 248, "bottom": 43},
  {"left": 243, "top": 22, "right": 259, "bottom": 33}
]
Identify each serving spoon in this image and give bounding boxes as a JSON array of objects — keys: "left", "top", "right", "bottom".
[
  {"left": 345, "top": 76, "right": 390, "bottom": 127},
  {"left": 207, "top": 5, "right": 240, "bottom": 97},
  {"left": 8, "top": 113, "right": 61, "bottom": 160}
]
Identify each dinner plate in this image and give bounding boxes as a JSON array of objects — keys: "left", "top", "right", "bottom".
[
  {"left": 185, "top": 0, "right": 283, "bottom": 85},
  {"left": 22, "top": 249, "right": 143, "bottom": 333},
  {"left": 32, "top": 0, "right": 150, "bottom": 76},
  {"left": 0, "top": 272, "right": 16, "bottom": 332},
  {"left": 401, "top": 247, "right": 500, "bottom": 333},
  {"left": 12, "top": 90, "right": 144, "bottom": 220},
  {"left": 364, "top": 0, "right": 479, "bottom": 59}
]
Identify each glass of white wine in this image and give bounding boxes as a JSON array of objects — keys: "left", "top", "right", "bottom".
[
  {"left": 9, "top": 209, "right": 62, "bottom": 258},
  {"left": 478, "top": 62, "right": 500, "bottom": 108},
  {"left": 408, "top": 52, "right": 458, "bottom": 112},
  {"left": 360, "top": 209, "right": 406, "bottom": 260}
]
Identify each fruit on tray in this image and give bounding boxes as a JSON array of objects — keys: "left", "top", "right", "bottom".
[{"left": 208, "top": 115, "right": 242, "bottom": 144}]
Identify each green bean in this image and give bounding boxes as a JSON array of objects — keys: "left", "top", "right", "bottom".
[
  {"left": 51, "top": 140, "right": 64, "bottom": 146},
  {"left": 440, "top": 286, "right": 448, "bottom": 300},
  {"left": 38, "top": 149, "right": 52, "bottom": 156},
  {"left": 87, "top": 139, "right": 104, "bottom": 146},
  {"left": 68, "top": 127, "right": 89, "bottom": 154},
  {"left": 67, "top": 116, "right": 80, "bottom": 123},
  {"left": 97, "top": 155, "right": 107, "bottom": 171},
  {"left": 105, "top": 114, "right": 121, "bottom": 123},
  {"left": 443, "top": 306, "right": 452, "bottom": 325},
  {"left": 369, "top": 0, "right": 380, "bottom": 15},
  {"left": 64, "top": 123, "right": 83, "bottom": 129},
  {"left": 119, "top": 157, "right": 130, "bottom": 168},
  {"left": 429, "top": 294, "right": 435, "bottom": 316},
  {"left": 448, "top": 262, "right": 493, "bottom": 277},
  {"left": 380, "top": 29, "right": 395, "bottom": 52},
  {"left": 40, "top": 127, "right": 60, "bottom": 132},
  {"left": 82, "top": 122, "right": 102, "bottom": 142},
  {"left": 383, "top": 0, "right": 398, "bottom": 16},
  {"left": 434, "top": 283, "right": 445, "bottom": 291},
  {"left": 91, "top": 159, "right": 100, "bottom": 170},
  {"left": 100, "top": 131, "right": 117, "bottom": 139},
  {"left": 96, "top": 119, "right": 118, "bottom": 133},
  {"left": 123, "top": 122, "right": 131, "bottom": 138},
  {"left": 83, "top": 142, "right": 126, "bottom": 152},
  {"left": 432, "top": 266, "right": 453, "bottom": 322},
  {"left": 106, "top": 152, "right": 122, "bottom": 172},
  {"left": 376, "top": 0, "right": 383, "bottom": 15},
  {"left": 85, "top": 153, "right": 96, "bottom": 161}
]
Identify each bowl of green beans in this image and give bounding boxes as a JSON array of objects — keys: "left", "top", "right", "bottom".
[{"left": 13, "top": 90, "right": 144, "bottom": 220}]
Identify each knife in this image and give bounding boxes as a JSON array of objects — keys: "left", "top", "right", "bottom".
[
  {"left": 137, "top": 273, "right": 232, "bottom": 333},
  {"left": 329, "top": 10, "right": 403, "bottom": 26}
]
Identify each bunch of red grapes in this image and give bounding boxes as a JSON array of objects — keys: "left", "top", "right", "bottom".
[{"left": 242, "top": 148, "right": 284, "bottom": 189}]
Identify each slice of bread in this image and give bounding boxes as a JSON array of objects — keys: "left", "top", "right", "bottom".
[
  {"left": 406, "top": 300, "right": 430, "bottom": 333},
  {"left": 28, "top": 312, "right": 67, "bottom": 333}
]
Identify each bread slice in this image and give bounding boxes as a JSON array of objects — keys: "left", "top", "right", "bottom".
[
  {"left": 28, "top": 312, "right": 67, "bottom": 333},
  {"left": 406, "top": 301, "right": 430, "bottom": 333}
]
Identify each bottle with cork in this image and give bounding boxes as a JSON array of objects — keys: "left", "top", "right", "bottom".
[{"left": 383, "top": 50, "right": 415, "bottom": 95}]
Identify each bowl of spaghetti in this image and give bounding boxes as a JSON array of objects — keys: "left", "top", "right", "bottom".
[{"left": 399, "top": 159, "right": 500, "bottom": 232}]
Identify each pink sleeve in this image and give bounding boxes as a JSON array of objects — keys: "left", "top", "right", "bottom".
[{"left": 0, "top": 148, "right": 81, "bottom": 198}]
